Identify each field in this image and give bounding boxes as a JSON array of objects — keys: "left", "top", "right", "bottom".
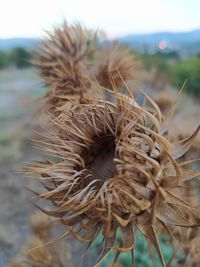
[
  {"left": 0, "top": 68, "right": 200, "bottom": 267},
  {"left": 0, "top": 68, "right": 43, "bottom": 265}
]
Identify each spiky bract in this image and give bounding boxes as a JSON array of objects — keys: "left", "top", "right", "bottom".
[{"left": 26, "top": 85, "right": 200, "bottom": 266}]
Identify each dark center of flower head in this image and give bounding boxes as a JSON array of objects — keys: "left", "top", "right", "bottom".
[{"left": 83, "top": 135, "right": 116, "bottom": 181}]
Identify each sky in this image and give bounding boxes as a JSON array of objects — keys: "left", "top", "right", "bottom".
[{"left": 0, "top": 0, "right": 200, "bottom": 39}]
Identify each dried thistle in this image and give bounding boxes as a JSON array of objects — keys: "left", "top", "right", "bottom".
[
  {"left": 11, "top": 237, "right": 61, "bottom": 267},
  {"left": 93, "top": 43, "right": 140, "bottom": 89},
  {"left": 26, "top": 85, "right": 200, "bottom": 266},
  {"left": 9, "top": 213, "right": 73, "bottom": 267},
  {"left": 153, "top": 91, "right": 175, "bottom": 113},
  {"left": 30, "top": 211, "right": 52, "bottom": 241},
  {"left": 24, "top": 237, "right": 55, "bottom": 267},
  {"left": 34, "top": 23, "right": 141, "bottom": 119},
  {"left": 35, "top": 21, "right": 97, "bottom": 112}
]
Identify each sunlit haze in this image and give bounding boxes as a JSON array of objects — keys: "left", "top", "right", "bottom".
[{"left": 1, "top": 0, "right": 200, "bottom": 39}]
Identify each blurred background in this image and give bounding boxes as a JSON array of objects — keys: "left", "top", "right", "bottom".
[{"left": 0, "top": 0, "right": 200, "bottom": 266}]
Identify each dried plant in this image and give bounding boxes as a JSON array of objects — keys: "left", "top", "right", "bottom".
[
  {"left": 26, "top": 19, "right": 200, "bottom": 267},
  {"left": 9, "top": 237, "right": 61, "bottom": 267},
  {"left": 34, "top": 21, "right": 97, "bottom": 112},
  {"left": 33, "top": 22, "right": 141, "bottom": 121},
  {"left": 9, "top": 212, "right": 73, "bottom": 267},
  {"left": 153, "top": 91, "right": 175, "bottom": 113},
  {"left": 25, "top": 84, "right": 200, "bottom": 267},
  {"left": 93, "top": 43, "right": 140, "bottom": 89},
  {"left": 23, "top": 237, "right": 57, "bottom": 267},
  {"left": 30, "top": 211, "right": 52, "bottom": 241}
]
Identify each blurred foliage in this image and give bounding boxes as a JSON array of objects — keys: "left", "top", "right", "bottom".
[
  {"left": 10, "top": 47, "right": 32, "bottom": 68},
  {"left": 139, "top": 51, "right": 178, "bottom": 74},
  {"left": 170, "top": 58, "right": 200, "bottom": 96},
  {"left": 139, "top": 50, "right": 200, "bottom": 96},
  {"left": 0, "top": 51, "right": 10, "bottom": 69},
  {"left": 0, "top": 47, "right": 32, "bottom": 69},
  {"left": 92, "top": 231, "right": 185, "bottom": 267}
]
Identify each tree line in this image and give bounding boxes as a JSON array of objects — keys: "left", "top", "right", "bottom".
[
  {"left": 139, "top": 50, "right": 200, "bottom": 96},
  {"left": 0, "top": 45, "right": 199, "bottom": 96},
  {"left": 0, "top": 47, "right": 32, "bottom": 69}
]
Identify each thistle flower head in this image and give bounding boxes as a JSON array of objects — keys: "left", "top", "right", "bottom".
[
  {"left": 93, "top": 43, "right": 140, "bottom": 88},
  {"left": 26, "top": 85, "right": 200, "bottom": 266},
  {"left": 35, "top": 21, "right": 97, "bottom": 112}
]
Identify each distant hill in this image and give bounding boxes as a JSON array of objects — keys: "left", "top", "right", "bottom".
[
  {"left": 0, "top": 38, "right": 38, "bottom": 51},
  {"left": 118, "top": 29, "right": 200, "bottom": 54},
  {"left": 119, "top": 29, "right": 200, "bottom": 44},
  {"left": 1, "top": 29, "right": 200, "bottom": 55}
]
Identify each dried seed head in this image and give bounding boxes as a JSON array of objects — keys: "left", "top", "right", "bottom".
[
  {"left": 26, "top": 86, "right": 200, "bottom": 266},
  {"left": 9, "top": 216, "right": 73, "bottom": 267},
  {"left": 35, "top": 21, "right": 97, "bottom": 112},
  {"left": 9, "top": 237, "right": 54, "bottom": 267},
  {"left": 34, "top": 23, "right": 141, "bottom": 118},
  {"left": 30, "top": 211, "right": 52, "bottom": 241},
  {"left": 154, "top": 91, "right": 175, "bottom": 113},
  {"left": 93, "top": 43, "right": 140, "bottom": 88},
  {"left": 25, "top": 237, "right": 54, "bottom": 267}
]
